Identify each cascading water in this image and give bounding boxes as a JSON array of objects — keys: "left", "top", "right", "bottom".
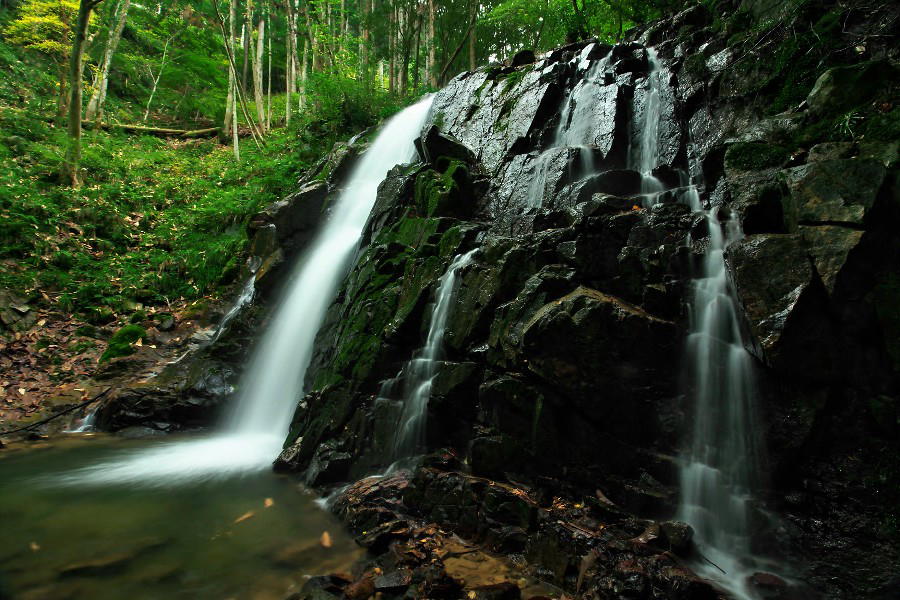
[
  {"left": 57, "top": 95, "right": 435, "bottom": 486},
  {"left": 386, "top": 249, "right": 477, "bottom": 465},
  {"left": 626, "top": 47, "right": 771, "bottom": 597},
  {"left": 632, "top": 48, "right": 665, "bottom": 206},
  {"left": 678, "top": 209, "right": 763, "bottom": 599},
  {"left": 527, "top": 46, "right": 611, "bottom": 207}
]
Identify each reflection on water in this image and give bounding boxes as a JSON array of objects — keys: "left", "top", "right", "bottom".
[{"left": 0, "top": 437, "right": 362, "bottom": 600}]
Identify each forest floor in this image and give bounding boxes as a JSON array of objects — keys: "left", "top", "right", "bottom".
[{"left": 0, "top": 36, "right": 398, "bottom": 430}]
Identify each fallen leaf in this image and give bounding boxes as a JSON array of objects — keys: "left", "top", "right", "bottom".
[
  {"left": 320, "top": 531, "right": 332, "bottom": 548},
  {"left": 135, "top": 338, "right": 143, "bottom": 347},
  {"left": 263, "top": 497, "right": 274, "bottom": 508},
  {"left": 37, "top": 319, "right": 46, "bottom": 327},
  {"left": 18, "top": 388, "right": 26, "bottom": 396},
  {"left": 234, "top": 511, "right": 255, "bottom": 524}
]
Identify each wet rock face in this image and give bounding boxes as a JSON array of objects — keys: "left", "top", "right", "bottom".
[
  {"left": 286, "top": 24, "right": 898, "bottom": 600},
  {"left": 100, "top": 5, "right": 899, "bottom": 597}
]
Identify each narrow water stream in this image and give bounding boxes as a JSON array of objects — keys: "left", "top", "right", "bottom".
[
  {"left": 0, "top": 437, "right": 361, "bottom": 600},
  {"left": 386, "top": 249, "right": 478, "bottom": 465}
]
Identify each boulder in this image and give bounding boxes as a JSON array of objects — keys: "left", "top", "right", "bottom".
[
  {"left": 416, "top": 125, "right": 477, "bottom": 166},
  {"left": 510, "top": 49, "right": 536, "bottom": 67},
  {"left": 805, "top": 60, "right": 898, "bottom": 115},
  {"left": 0, "top": 291, "right": 36, "bottom": 333},
  {"left": 782, "top": 158, "right": 885, "bottom": 228},
  {"left": 520, "top": 286, "right": 677, "bottom": 422}
]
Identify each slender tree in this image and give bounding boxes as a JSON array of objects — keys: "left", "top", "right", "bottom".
[
  {"left": 253, "top": 12, "right": 266, "bottom": 129},
  {"left": 85, "top": 0, "right": 130, "bottom": 123},
  {"left": 62, "top": 0, "right": 105, "bottom": 187}
]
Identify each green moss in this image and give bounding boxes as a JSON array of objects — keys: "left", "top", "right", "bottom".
[
  {"left": 724, "top": 142, "right": 790, "bottom": 171},
  {"left": 414, "top": 161, "right": 467, "bottom": 217},
  {"left": 99, "top": 324, "right": 146, "bottom": 363},
  {"left": 499, "top": 68, "right": 527, "bottom": 94},
  {"left": 683, "top": 53, "right": 708, "bottom": 79}
]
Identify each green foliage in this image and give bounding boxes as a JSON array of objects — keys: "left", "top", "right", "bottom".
[
  {"left": 305, "top": 72, "right": 404, "bottom": 135},
  {"left": 99, "top": 323, "right": 146, "bottom": 362},
  {"left": 3, "top": 0, "right": 84, "bottom": 62},
  {"left": 0, "top": 101, "right": 355, "bottom": 317}
]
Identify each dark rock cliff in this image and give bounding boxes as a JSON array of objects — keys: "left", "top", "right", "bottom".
[{"left": 100, "top": 1, "right": 899, "bottom": 597}]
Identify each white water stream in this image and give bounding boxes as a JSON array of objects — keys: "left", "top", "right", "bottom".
[
  {"left": 527, "top": 45, "right": 611, "bottom": 208},
  {"left": 387, "top": 249, "right": 478, "bottom": 464},
  {"left": 633, "top": 47, "right": 666, "bottom": 205},
  {"left": 58, "top": 95, "right": 435, "bottom": 486},
  {"left": 678, "top": 210, "right": 762, "bottom": 600}
]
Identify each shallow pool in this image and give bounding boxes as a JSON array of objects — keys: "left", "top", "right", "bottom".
[{"left": 0, "top": 435, "right": 362, "bottom": 600}]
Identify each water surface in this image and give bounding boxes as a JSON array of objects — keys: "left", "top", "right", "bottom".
[{"left": 0, "top": 436, "right": 361, "bottom": 600}]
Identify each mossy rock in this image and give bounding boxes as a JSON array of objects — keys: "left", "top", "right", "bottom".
[
  {"left": 806, "top": 61, "right": 898, "bottom": 116},
  {"left": 725, "top": 142, "right": 791, "bottom": 172},
  {"left": 84, "top": 306, "right": 116, "bottom": 325},
  {"left": 413, "top": 160, "right": 472, "bottom": 218},
  {"left": 99, "top": 324, "right": 147, "bottom": 363}
]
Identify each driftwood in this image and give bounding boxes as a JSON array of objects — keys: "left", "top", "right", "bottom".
[{"left": 83, "top": 121, "right": 223, "bottom": 138}]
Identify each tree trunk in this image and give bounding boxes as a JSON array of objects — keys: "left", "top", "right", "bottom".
[
  {"left": 266, "top": 6, "right": 272, "bottom": 130},
  {"left": 241, "top": 2, "right": 251, "bottom": 91},
  {"left": 284, "top": 6, "right": 293, "bottom": 126},
  {"left": 359, "top": 0, "right": 369, "bottom": 86},
  {"left": 468, "top": 0, "right": 477, "bottom": 71},
  {"left": 427, "top": 0, "right": 435, "bottom": 87},
  {"left": 63, "top": 0, "right": 103, "bottom": 187},
  {"left": 85, "top": 0, "right": 130, "bottom": 123},
  {"left": 253, "top": 16, "right": 265, "bottom": 130},
  {"left": 398, "top": 3, "right": 408, "bottom": 95},
  {"left": 56, "top": 65, "right": 68, "bottom": 122},
  {"left": 229, "top": 0, "right": 240, "bottom": 157},
  {"left": 388, "top": 5, "right": 396, "bottom": 93},
  {"left": 412, "top": 3, "right": 421, "bottom": 91}
]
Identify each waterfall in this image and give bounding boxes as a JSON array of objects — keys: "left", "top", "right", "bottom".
[
  {"left": 678, "top": 210, "right": 763, "bottom": 599},
  {"left": 209, "top": 274, "right": 256, "bottom": 344},
  {"left": 633, "top": 48, "right": 665, "bottom": 206},
  {"left": 386, "top": 249, "right": 478, "bottom": 466},
  {"left": 527, "top": 46, "right": 611, "bottom": 207},
  {"left": 57, "top": 95, "right": 435, "bottom": 487},
  {"left": 66, "top": 405, "right": 98, "bottom": 433}
]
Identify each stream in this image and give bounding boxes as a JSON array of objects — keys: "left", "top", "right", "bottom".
[{"left": 0, "top": 436, "right": 361, "bottom": 600}]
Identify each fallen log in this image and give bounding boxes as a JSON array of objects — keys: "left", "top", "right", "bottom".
[{"left": 82, "top": 121, "right": 222, "bottom": 138}]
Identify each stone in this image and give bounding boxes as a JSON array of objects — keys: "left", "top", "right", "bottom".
[
  {"left": 747, "top": 572, "right": 790, "bottom": 600},
  {"left": 156, "top": 314, "right": 176, "bottom": 332},
  {"left": 805, "top": 60, "right": 898, "bottom": 115},
  {"left": 798, "top": 225, "right": 863, "bottom": 293},
  {"left": 429, "top": 66, "right": 561, "bottom": 172},
  {"left": 294, "top": 574, "right": 352, "bottom": 600},
  {"left": 0, "top": 291, "right": 36, "bottom": 333},
  {"left": 305, "top": 440, "right": 352, "bottom": 486},
  {"left": 252, "top": 181, "right": 328, "bottom": 254},
  {"left": 416, "top": 125, "right": 477, "bottom": 166},
  {"left": 782, "top": 158, "right": 885, "bottom": 228},
  {"left": 520, "top": 286, "right": 676, "bottom": 422},
  {"left": 725, "top": 233, "right": 815, "bottom": 358},
  {"left": 343, "top": 575, "right": 375, "bottom": 600},
  {"left": 373, "top": 569, "right": 412, "bottom": 594},
  {"left": 510, "top": 50, "right": 536, "bottom": 67},
  {"left": 658, "top": 521, "right": 694, "bottom": 555}
]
